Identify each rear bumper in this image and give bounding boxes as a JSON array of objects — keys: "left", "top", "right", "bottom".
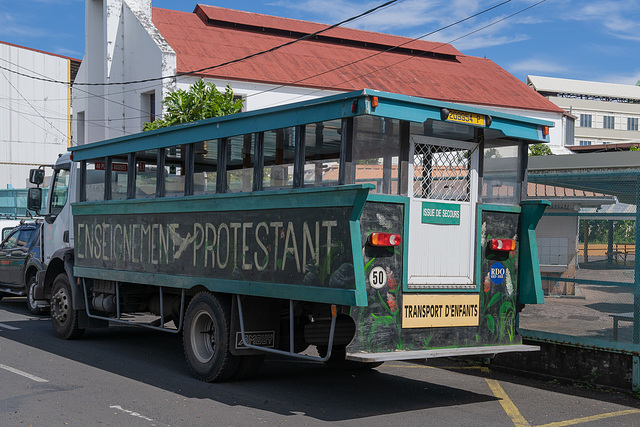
[{"left": 346, "top": 344, "right": 540, "bottom": 362}]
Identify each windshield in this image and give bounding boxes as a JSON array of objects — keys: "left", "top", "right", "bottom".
[{"left": 50, "top": 168, "right": 70, "bottom": 215}]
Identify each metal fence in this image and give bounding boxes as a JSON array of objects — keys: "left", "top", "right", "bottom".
[
  {"left": 0, "top": 189, "right": 29, "bottom": 216},
  {"left": 524, "top": 165, "right": 640, "bottom": 390}
]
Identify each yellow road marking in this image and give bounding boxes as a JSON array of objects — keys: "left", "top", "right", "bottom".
[
  {"left": 390, "top": 364, "right": 639, "bottom": 427},
  {"left": 536, "top": 409, "right": 640, "bottom": 427},
  {"left": 486, "top": 379, "right": 531, "bottom": 427}
]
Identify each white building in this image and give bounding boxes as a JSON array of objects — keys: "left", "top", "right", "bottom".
[
  {"left": 74, "top": 0, "right": 563, "bottom": 146},
  {"left": 528, "top": 75, "right": 640, "bottom": 152},
  {"left": 0, "top": 41, "right": 79, "bottom": 188}
]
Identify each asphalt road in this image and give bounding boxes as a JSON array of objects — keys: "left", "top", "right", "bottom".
[{"left": 1, "top": 297, "right": 639, "bottom": 427}]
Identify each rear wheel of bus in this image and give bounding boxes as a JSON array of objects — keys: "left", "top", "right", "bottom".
[
  {"left": 50, "top": 273, "right": 85, "bottom": 339},
  {"left": 183, "top": 292, "right": 239, "bottom": 382}
]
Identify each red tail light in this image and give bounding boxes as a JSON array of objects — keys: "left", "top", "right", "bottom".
[
  {"left": 368, "top": 232, "right": 401, "bottom": 247},
  {"left": 490, "top": 238, "right": 516, "bottom": 251}
]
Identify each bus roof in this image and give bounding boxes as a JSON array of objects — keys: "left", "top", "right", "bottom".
[{"left": 70, "top": 89, "right": 553, "bottom": 161}]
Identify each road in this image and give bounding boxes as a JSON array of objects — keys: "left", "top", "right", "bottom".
[{"left": 0, "top": 297, "right": 638, "bottom": 427}]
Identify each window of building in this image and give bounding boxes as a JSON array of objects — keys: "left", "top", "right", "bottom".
[
  {"left": 579, "top": 114, "right": 592, "bottom": 128},
  {"left": 233, "top": 95, "right": 246, "bottom": 112},
  {"left": 141, "top": 91, "right": 156, "bottom": 129},
  {"left": 579, "top": 141, "right": 591, "bottom": 146},
  {"left": 628, "top": 117, "right": 639, "bottom": 131},
  {"left": 565, "top": 116, "right": 575, "bottom": 145},
  {"left": 76, "top": 111, "right": 85, "bottom": 146},
  {"left": 603, "top": 115, "right": 615, "bottom": 129}
]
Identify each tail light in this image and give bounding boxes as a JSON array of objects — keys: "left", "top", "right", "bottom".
[
  {"left": 368, "top": 232, "right": 401, "bottom": 247},
  {"left": 489, "top": 238, "right": 516, "bottom": 251}
]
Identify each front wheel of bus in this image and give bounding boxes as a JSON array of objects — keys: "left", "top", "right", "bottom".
[
  {"left": 51, "top": 273, "right": 85, "bottom": 339},
  {"left": 183, "top": 292, "right": 239, "bottom": 382}
]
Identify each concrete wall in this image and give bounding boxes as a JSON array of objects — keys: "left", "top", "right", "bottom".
[
  {"left": 492, "top": 340, "right": 634, "bottom": 390},
  {"left": 74, "top": 0, "right": 174, "bottom": 145},
  {"left": 0, "top": 42, "right": 71, "bottom": 188},
  {"left": 490, "top": 106, "right": 570, "bottom": 155}
]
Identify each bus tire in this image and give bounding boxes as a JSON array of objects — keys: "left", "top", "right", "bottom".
[
  {"left": 183, "top": 292, "right": 239, "bottom": 382},
  {"left": 50, "top": 273, "right": 85, "bottom": 339}
]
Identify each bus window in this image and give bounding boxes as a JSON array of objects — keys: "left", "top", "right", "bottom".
[
  {"left": 135, "top": 149, "right": 158, "bottom": 199},
  {"left": 110, "top": 155, "right": 129, "bottom": 200},
  {"left": 193, "top": 141, "right": 217, "bottom": 195},
  {"left": 84, "top": 160, "right": 106, "bottom": 202},
  {"left": 263, "top": 127, "right": 295, "bottom": 190},
  {"left": 303, "top": 121, "right": 341, "bottom": 187},
  {"left": 226, "top": 134, "right": 254, "bottom": 193},
  {"left": 164, "top": 146, "right": 186, "bottom": 197},
  {"left": 410, "top": 122, "right": 472, "bottom": 202},
  {"left": 352, "top": 116, "right": 400, "bottom": 194},
  {"left": 481, "top": 140, "right": 521, "bottom": 205}
]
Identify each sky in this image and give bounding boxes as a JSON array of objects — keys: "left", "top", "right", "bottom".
[{"left": 0, "top": 0, "right": 639, "bottom": 85}]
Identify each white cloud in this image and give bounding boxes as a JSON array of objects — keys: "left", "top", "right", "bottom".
[
  {"left": 562, "top": 0, "right": 640, "bottom": 41},
  {"left": 508, "top": 58, "right": 568, "bottom": 74},
  {"left": 596, "top": 70, "right": 640, "bottom": 86}
]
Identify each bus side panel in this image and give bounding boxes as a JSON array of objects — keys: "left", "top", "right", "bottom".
[
  {"left": 348, "top": 203, "right": 522, "bottom": 354},
  {"left": 71, "top": 186, "right": 373, "bottom": 306},
  {"left": 478, "top": 209, "right": 521, "bottom": 346},
  {"left": 348, "top": 200, "right": 405, "bottom": 353}
]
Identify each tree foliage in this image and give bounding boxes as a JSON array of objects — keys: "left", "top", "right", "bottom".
[
  {"left": 528, "top": 143, "right": 552, "bottom": 156},
  {"left": 143, "top": 79, "right": 243, "bottom": 131},
  {"left": 579, "top": 219, "right": 636, "bottom": 244}
]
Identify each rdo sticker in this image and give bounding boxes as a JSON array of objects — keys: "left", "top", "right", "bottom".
[{"left": 489, "top": 262, "right": 506, "bottom": 285}]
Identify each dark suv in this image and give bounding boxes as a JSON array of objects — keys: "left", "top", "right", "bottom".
[{"left": 0, "top": 220, "right": 48, "bottom": 314}]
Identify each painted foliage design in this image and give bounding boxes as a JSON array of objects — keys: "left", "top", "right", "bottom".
[
  {"left": 350, "top": 202, "right": 405, "bottom": 353},
  {"left": 479, "top": 210, "right": 520, "bottom": 344},
  {"left": 348, "top": 203, "right": 522, "bottom": 355}
]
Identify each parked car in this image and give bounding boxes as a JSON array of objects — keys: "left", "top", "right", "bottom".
[
  {"left": 0, "top": 220, "right": 48, "bottom": 314},
  {"left": 0, "top": 218, "right": 22, "bottom": 240}
]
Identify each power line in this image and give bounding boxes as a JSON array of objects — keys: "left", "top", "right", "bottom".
[
  {"left": 258, "top": 0, "right": 548, "bottom": 108},
  {"left": 0, "top": 0, "right": 401, "bottom": 87},
  {"left": 0, "top": 69, "right": 68, "bottom": 140},
  {"left": 247, "top": 0, "right": 513, "bottom": 105}
]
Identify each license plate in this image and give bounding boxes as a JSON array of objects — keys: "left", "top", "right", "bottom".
[{"left": 447, "top": 110, "right": 485, "bottom": 126}]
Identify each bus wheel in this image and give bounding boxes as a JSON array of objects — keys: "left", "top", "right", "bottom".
[
  {"left": 183, "top": 292, "right": 239, "bottom": 382},
  {"left": 51, "top": 273, "right": 85, "bottom": 339}
]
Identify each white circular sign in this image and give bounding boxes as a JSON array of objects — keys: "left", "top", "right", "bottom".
[{"left": 369, "top": 266, "right": 387, "bottom": 289}]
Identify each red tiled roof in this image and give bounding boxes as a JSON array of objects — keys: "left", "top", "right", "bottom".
[{"left": 152, "top": 5, "right": 562, "bottom": 114}]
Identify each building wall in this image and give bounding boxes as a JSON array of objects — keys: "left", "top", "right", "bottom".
[
  {"left": 549, "top": 97, "right": 640, "bottom": 146},
  {"left": 0, "top": 42, "right": 71, "bottom": 188},
  {"left": 77, "top": 1, "right": 564, "bottom": 148},
  {"left": 487, "top": 106, "right": 569, "bottom": 154}
]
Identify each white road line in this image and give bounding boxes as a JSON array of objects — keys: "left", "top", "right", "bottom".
[
  {"left": 0, "top": 323, "right": 20, "bottom": 330},
  {"left": 0, "top": 364, "right": 48, "bottom": 382},
  {"left": 109, "top": 405, "right": 159, "bottom": 424}
]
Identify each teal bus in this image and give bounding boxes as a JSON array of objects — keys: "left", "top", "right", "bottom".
[{"left": 29, "top": 89, "right": 550, "bottom": 382}]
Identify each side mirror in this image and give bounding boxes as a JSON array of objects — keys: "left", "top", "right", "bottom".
[
  {"left": 29, "top": 169, "right": 45, "bottom": 186},
  {"left": 27, "top": 188, "right": 42, "bottom": 214}
]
